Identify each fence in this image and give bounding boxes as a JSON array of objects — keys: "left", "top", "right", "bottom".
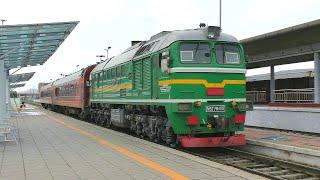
[
  {"left": 246, "top": 91, "right": 267, "bottom": 103},
  {"left": 274, "top": 88, "right": 314, "bottom": 103}
]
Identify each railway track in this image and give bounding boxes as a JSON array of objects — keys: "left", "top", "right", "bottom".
[
  {"left": 246, "top": 126, "right": 320, "bottom": 138},
  {"left": 185, "top": 147, "right": 320, "bottom": 180}
]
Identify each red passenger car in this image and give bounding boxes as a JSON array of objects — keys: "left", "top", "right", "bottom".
[
  {"left": 39, "top": 83, "right": 53, "bottom": 108},
  {"left": 39, "top": 65, "right": 95, "bottom": 119}
]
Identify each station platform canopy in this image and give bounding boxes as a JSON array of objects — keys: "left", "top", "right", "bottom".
[
  {"left": 247, "top": 68, "right": 313, "bottom": 82},
  {"left": 0, "top": 21, "right": 79, "bottom": 69},
  {"left": 10, "top": 83, "right": 26, "bottom": 89},
  {"left": 241, "top": 19, "right": 320, "bottom": 69},
  {"left": 9, "top": 72, "right": 35, "bottom": 83}
]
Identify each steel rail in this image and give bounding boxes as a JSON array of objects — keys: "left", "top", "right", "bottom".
[{"left": 185, "top": 147, "right": 320, "bottom": 180}]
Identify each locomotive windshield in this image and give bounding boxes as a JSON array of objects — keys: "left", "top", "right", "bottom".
[
  {"left": 215, "top": 44, "right": 241, "bottom": 64},
  {"left": 180, "top": 42, "right": 210, "bottom": 63}
]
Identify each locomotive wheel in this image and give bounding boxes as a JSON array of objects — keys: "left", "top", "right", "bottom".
[
  {"left": 105, "top": 117, "right": 112, "bottom": 128},
  {"left": 136, "top": 122, "right": 143, "bottom": 137},
  {"left": 80, "top": 110, "right": 90, "bottom": 121},
  {"left": 165, "top": 127, "right": 177, "bottom": 148},
  {"left": 94, "top": 111, "right": 100, "bottom": 124},
  {"left": 63, "top": 107, "right": 68, "bottom": 115},
  {"left": 99, "top": 117, "right": 105, "bottom": 126}
]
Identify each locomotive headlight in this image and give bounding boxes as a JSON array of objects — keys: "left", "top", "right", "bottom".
[
  {"left": 207, "top": 26, "right": 221, "bottom": 39},
  {"left": 194, "top": 100, "right": 202, "bottom": 107},
  {"left": 178, "top": 103, "right": 192, "bottom": 111},
  {"left": 231, "top": 100, "right": 238, "bottom": 109}
]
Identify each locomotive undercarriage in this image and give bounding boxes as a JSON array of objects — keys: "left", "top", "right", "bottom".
[
  {"left": 41, "top": 102, "right": 246, "bottom": 148},
  {"left": 90, "top": 104, "right": 177, "bottom": 147}
]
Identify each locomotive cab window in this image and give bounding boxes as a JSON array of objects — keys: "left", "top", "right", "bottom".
[
  {"left": 107, "top": 70, "right": 111, "bottom": 79},
  {"left": 97, "top": 74, "right": 100, "bottom": 87},
  {"left": 215, "top": 44, "right": 241, "bottom": 64},
  {"left": 116, "top": 66, "right": 121, "bottom": 77},
  {"left": 103, "top": 71, "right": 106, "bottom": 81},
  {"left": 180, "top": 43, "right": 210, "bottom": 63},
  {"left": 111, "top": 68, "right": 116, "bottom": 78},
  {"left": 121, "top": 65, "right": 127, "bottom": 76}
]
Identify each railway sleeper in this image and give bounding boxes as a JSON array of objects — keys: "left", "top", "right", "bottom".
[
  {"left": 268, "top": 169, "right": 292, "bottom": 176},
  {"left": 234, "top": 162, "right": 258, "bottom": 167},
  {"left": 211, "top": 155, "right": 234, "bottom": 160},
  {"left": 246, "top": 164, "right": 271, "bottom": 169},
  {"left": 278, "top": 173, "right": 310, "bottom": 180},
  {"left": 219, "top": 157, "right": 242, "bottom": 162},
  {"left": 298, "top": 178, "right": 320, "bottom": 180},
  {"left": 254, "top": 166, "right": 279, "bottom": 172},
  {"left": 229, "top": 159, "right": 253, "bottom": 165}
]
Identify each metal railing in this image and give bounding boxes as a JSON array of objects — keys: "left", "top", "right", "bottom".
[
  {"left": 274, "top": 88, "right": 314, "bottom": 103},
  {"left": 246, "top": 91, "right": 267, "bottom": 103}
]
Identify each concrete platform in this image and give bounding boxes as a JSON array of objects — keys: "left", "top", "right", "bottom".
[
  {"left": 0, "top": 106, "right": 264, "bottom": 180},
  {"left": 241, "top": 127, "right": 320, "bottom": 168},
  {"left": 246, "top": 105, "right": 320, "bottom": 133}
]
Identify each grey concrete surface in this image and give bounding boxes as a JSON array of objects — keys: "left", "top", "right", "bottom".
[
  {"left": 0, "top": 106, "right": 265, "bottom": 180},
  {"left": 246, "top": 106, "right": 320, "bottom": 133}
]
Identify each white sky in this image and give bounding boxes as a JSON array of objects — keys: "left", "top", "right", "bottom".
[{"left": 2, "top": 0, "right": 320, "bottom": 92}]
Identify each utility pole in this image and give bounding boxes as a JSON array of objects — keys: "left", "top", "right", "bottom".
[{"left": 219, "top": 0, "right": 222, "bottom": 28}]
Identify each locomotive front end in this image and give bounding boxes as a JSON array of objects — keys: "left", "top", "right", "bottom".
[{"left": 160, "top": 27, "right": 252, "bottom": 147}]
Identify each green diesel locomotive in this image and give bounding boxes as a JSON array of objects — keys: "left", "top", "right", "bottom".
[{"left": 89, "top": 25, "right": 251, "bottom": 148}]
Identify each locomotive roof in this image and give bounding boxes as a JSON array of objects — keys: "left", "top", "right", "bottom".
[{"left": 91, "top": 26, "right": 239, "bottom": 74}]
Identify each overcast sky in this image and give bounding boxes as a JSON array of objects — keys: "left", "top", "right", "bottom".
[{"left": 2, "top": 0, "right": 320, "bottom": 92}]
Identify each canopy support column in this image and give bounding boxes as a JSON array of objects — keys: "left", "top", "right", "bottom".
[
  {"left": 270, "top": 65, "right": 275, "bottom": 103},
  {"left": 314, "top": 52, "right": 320, "bottom": 103},
  {"left": 0, "top": 59, "right": 7, "bottom": 123},
  {"left": 6, "top": 70, "right": 10, "bottom": 112}
]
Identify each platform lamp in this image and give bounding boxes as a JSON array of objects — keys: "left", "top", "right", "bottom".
[
  {"left": 96, "top": 55, "right": 105, "bottom": 62},
  {"left": 0, "top": 19, "right": 6, "bottom": 25},
  {"left": 104, "top": 46, "right": 111, "bottom": 59}
]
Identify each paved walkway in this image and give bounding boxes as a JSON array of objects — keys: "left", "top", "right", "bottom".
[
  {"left": 0, "top": 106, "right": 264, "bottom": 180},
  {"left": 245, "top": 127, "right": 320, "bottom": 151}
]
